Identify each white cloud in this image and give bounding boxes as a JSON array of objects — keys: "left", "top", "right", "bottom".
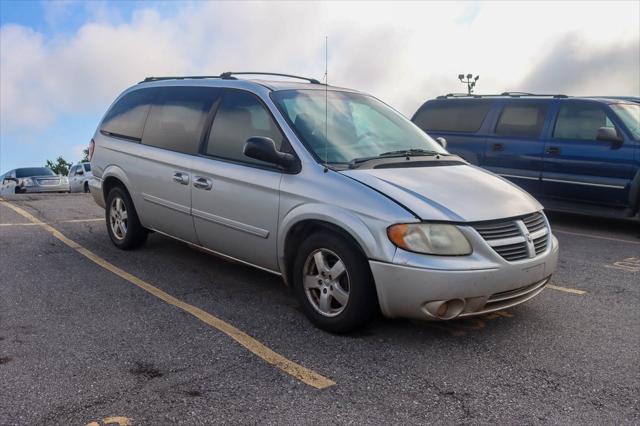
[{"left": 1, "top": 0, "right": 638, "bottom": 136}]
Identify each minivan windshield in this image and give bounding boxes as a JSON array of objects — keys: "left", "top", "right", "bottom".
[
  {"left": 16, "top": 168, "right": 55, "bottom": 178},
  {"left": 271, "top": 90, "right": 446, "bottom": 165},
  {"left": 610, "top": 103, "right": 640, "bottom": 139}
]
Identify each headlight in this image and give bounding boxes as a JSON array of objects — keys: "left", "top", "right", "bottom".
[
  {"left": 61, "top": 177, "right": 69, "bottom": 183},
  {"left": 21, "top": 178, "right": 34, "bottom": 187},
  {"left": 387, "top": 223, "right": 472, "bottom": 255}
]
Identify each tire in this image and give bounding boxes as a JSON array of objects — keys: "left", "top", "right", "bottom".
[
  {"left": 292, "top": 231, "right": 377, "bottom": 333},
  {"left": 105, "top": 186, "right": 147, "bottom": 250},
  {"left": 83, "top": 182, "right": 90, "bottom": 193}
]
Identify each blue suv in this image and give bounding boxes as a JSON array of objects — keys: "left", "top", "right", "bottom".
[{"left": 412, "top": 93, "right": 640, "bottom": 220}]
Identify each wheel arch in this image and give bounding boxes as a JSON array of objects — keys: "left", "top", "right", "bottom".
[
  {"left": 278, "top": 204, "right": 390, "bottom": 287},
  {"left": 102, "top": 165, "right": 134, "bottom": 204}
]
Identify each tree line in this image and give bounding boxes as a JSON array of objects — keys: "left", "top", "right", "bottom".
[{"left": 45, "top": 148, "right": 89, "bottom": 176}]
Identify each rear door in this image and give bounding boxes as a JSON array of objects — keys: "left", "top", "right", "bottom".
[
  {"left": 191, "top": 89, "right": 285, "bottom": 271},
  {"left": 134, "top": 86, "right": 220, "bottom": 242},
  {"left": 482, "top": 100, "right": 549, "bottom": 195},
  {"left": 541, "top": 100, "right": 635, "bottom": 206}
]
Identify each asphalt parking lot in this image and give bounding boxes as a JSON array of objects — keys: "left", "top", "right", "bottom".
[{"left": 1, "top": 193, "right": 638, "bottom": 425}]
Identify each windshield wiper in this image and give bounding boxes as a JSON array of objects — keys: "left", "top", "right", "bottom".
[
  {"left": 377, "top": 148, "right": 441, "bottom": 157},
  {"left": 349, "top": 148, "right": 442, "bottom": 168}
]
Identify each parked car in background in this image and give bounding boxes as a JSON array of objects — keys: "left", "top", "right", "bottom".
[
  {"left": 69, "top": 162, "right": 93, "bottom": 193},
  {"left": 412, "top": 93, "right": 640, "bottom": 220},
  {"left": 1, "top": 167, "right": 70, "bottom": 194},
  {"left": 88, "top": 72, "right": 558, "bottom": 333}
]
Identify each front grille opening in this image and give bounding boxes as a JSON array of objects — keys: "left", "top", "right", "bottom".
[
  {"left": 473, "top": 222, "right": 521, "bottom": 240},
  {"left": 493, "top": 242, "right": 529, "bottom": 261},
  {"left": 472, "top": 212, "right": 549, "bottom": 262}
]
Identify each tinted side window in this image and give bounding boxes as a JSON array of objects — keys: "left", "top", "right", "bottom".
[
  {"left": 413, "top": 101, "right": 491, "bottom": 132},
  {"left": 101, "top": 89, "right": 156, "bottom": 140},
  {"left": 83, "top": 163, "right": 91, "bottom": 172},
  {"left": 206, "top": 90, "right": 284, "bottom": 166},
  {"left": 495, "top": 103, "right": 548, "bottom": 138},
  {"left": 142, "top": 87, "right": 218, "bottom": 154},
  {"left": 553, "top": 103, "right": 613, "bottom": 140}
]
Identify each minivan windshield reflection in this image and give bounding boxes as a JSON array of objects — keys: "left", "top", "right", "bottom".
[{"left": 271, "top": 90, "right": 446, "bottom": 165}]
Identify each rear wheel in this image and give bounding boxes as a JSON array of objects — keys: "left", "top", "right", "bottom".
[
  {"left": 105, "top": 186, "right": 147, "bottom": 250},
  {"left": 292, "top": 232, "right": 377, "bottom": 333}
]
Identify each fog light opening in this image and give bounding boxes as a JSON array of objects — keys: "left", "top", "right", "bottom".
[{"left": 423, "top": 299, "right": 466, "bottom": 320}]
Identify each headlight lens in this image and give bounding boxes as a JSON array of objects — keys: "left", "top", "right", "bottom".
[
  {"left": 387, "top": 223, "right": 472, "bottom": 255},
  {"left": 61, "top": 177, "right": 69, "bottom": 183},
  {"left": 22, "top": 178, "right": 34, "bottom": 186}
]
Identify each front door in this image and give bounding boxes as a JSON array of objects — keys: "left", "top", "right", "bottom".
[
  {"left": 541, "top": 101, "right": 635, "bottom": 206},
  {"left": 191, "top": 89, "right": 285, "bottom": 271}
]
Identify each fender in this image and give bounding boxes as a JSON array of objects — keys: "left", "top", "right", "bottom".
[{"left": 277, "top": 202, "right": 398, "bottom": 275}]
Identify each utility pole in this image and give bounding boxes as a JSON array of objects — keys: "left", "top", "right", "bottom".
[{"left": 458, "top": 73, "right": 479, "bottom": 94}]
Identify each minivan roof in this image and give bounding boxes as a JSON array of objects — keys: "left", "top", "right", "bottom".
[{"left": 135, "top": 73, "right": 359, "bottom": 93}]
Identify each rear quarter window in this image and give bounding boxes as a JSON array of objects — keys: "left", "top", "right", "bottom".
[
  {"left": 413, "top": 101, "right": 491, "bottom": 133},
  {"left": 101, "top": 89, "right": 156, "bottom": 140}
]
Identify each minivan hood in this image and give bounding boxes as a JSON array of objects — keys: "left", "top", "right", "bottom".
[{"left": 341, "top": 164, "right": 542, "bottom": 222}]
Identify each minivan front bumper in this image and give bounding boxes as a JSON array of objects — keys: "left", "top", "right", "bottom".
[{"left": 370, "top": 235, "right": 559, "bottom": 320}]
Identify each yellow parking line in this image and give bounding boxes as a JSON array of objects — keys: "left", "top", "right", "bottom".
[
  {"left": 61, "top": 218, "right": 104, "bottom": 223},
  {"left": 547, "top": 284, "right": 587, "bottom": 295},
  {"left": 0, "top": 218, "right": 103, "bottom": 226},
  {"left": 0, "top": 199, "right": 335, "bottom": 390},
  {"left": 553, "top": 229, "right": 640, "bottom": 245}
]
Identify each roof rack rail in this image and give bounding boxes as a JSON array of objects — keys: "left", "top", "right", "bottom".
[
  {"left": 436, "top": 92, "right": 568, "bottom": 99},
  {"left": 139, "top": 75, "right": 227, "bottom": 84},
  {"left": 500, "top": 91, "right": 568, "bottom": 98},
  {"left": 220, "top": 71, "right": 321, "bottom": 84}
]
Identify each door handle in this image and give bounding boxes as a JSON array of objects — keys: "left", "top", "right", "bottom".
[
  {"left": 492, "top": 143, "right": 504, "bottom": 151},
  {"left": 545, "top": 146, "right": 561, "bottom": 155},
  {"left": 172, "top": 172, "right": 189, "bottom": 185},
  {"left": 193, "top": 176, "right": 213, "bottom": 190}
]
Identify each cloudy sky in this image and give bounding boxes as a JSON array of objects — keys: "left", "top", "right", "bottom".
[{"left": 1, "top": 0, "right": 638, "bottom": 173}]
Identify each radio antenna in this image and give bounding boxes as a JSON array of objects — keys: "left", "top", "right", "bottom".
[{"left": 323, "top": 35, "right": 328, "bottom": 173}]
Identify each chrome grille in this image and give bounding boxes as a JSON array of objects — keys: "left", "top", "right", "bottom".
[
  {"left": 523, "top": 213, "right": 546, "bottom": 233},
  {"left": 493, "top": 241, "right": 529, "bottom": 261},
  {"left": 533, "top": 234, "right": 548, "bottom": 255},
  {"left": 37, "top": 178, "right": 60, "bottom": 186},
  {"left": 472, "top": 212, "right": 549, "bottom": 262},
  {"left": 473, "top": 221, "right": 521, "bottom": 240}
]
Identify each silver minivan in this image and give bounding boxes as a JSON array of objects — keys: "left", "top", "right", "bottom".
[{"left": 88, "top": 72, "right": 559, "bottom": 333}]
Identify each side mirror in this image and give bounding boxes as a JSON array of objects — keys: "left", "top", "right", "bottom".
[
  {"left": 243, "top": 137, "right": 296, "bottom": 170},
  {"left": 435, "top": 137, "right": 448, "bottom": 149},
  {"left": 596, "top": 127, "right": 623, "bottom": 143}
]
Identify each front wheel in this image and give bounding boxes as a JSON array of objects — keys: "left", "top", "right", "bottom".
[
  {"left": 105, "top": 186, "right": 147, "bottom": 250},
  {"left": 292, "top": 232, "right": 377, "bottom": 333}
]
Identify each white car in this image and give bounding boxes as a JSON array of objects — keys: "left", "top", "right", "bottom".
[{"left": 69, "top": 162, "right": 93, "bottom": 193}]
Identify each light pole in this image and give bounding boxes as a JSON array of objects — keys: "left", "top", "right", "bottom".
[{"left": 458, "top": 73, "right": 479, "bottom": 94}]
